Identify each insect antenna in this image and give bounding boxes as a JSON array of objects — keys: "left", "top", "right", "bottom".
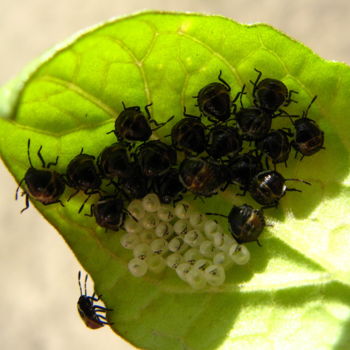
[
  {"left": 218, "top": 70, "right": 231, "bottom": 91},
  {"left": 284, "top": 178, "right": 311, "bottom": 186},
  {"left": 27, "top": 139, "right": 34, "bottom": 168},
  {"left": 205, "top": 212, "right": 228, "bottom": 218},
  {"left": 84, "top": 273, "right": 88, "bottom": 296},
  {"left": 78, "top": 271, "right": 83, "bottom": 296},
  {"left": 303, "top": 95, "right": 317, "bottom": 118},
  {"left": 250, "top": 68, "right": 262, "bottom": 94}
]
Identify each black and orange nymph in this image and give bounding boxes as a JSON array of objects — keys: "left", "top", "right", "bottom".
[
  {"left": 77, "top": 271, "right": 113, "bottom": 329},
  {"left": 16, "top": 139, "right": 65, "bottom": 213}
]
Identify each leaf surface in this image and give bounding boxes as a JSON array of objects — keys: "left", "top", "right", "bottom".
[{"left": 1, "top": 11, "right": 350, "bottom": 350}]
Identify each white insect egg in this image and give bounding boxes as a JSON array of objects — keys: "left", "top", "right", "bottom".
[
  {"left": 183, "top": 248, "right": 201, "bottom": 264},
  {"left": 133, "top": 243, "right": 152, "bottom": 260},
  {"left": 166, "top": 253, "right": 183, "bottom": 269},
  {"left": 150, "top": 238, "right": 168, "bottom": 255},
  {"left": 212, "top": 232, "right": 225, "bottom": 249},
  {"left": 122, "top": 197, "right": 249, "bottom": 287},
  {"left": 139, "top": 230, "right": 155, "bottom": 244},
  {"left": 120, "top": 232, "right": 140, "bottom": 250},
  {"left": 199, "top": 240, "right": 216, "bottom": 257},
  {"left": 226, "top": 241, "right": 239, "bottom": 257},
  {"left": 203, "top": 220, "right": 218, "bottom": 238},
  {"left": 213, "top": 251, "right": 228, "bottom": 265},
  {"left": 123, "top": 217, "right": 141, "bottom": 234},
  {"left": 189, "top": 212, "right": 206, "bottom": 228},
  {"left": 218, "top": 234, "right": 236, "bottom": 253},
  {"left": 157, "top": 205, "right": 175, "bottom": 222},
  {"left": 176, "top": 262, "right": 192, "bottom": 281},
  {"left": 168, "top": 237, "right": 187, "bottom": 253},
  {"left": 229, "top": 244, "right": 250, "bottom": 265},
  {"left": 192, "top": 259, "right": 211, "bottom": 271},
  {"left": 147, "top": 255, "right": 166, "bottom": 274},
  {"left": 142, "top": 193, "right": 161, "bottom": 212},
  {"left": 186, "top": 268, "right": 207, "bottom": 289},
  {"left": 155, "top": 222, "right": 173, "bottom": 238},
  {"left": 174, "top": 201, "right": 191, "bottom": 219},
  {"left": 173, "top": 219, "right": 190, "bottom": 236},
  {"left": 183, "top": 230, "right": 204, "bottom": 247},
  {"left": 204, "top": 264, "right": 225, "bottom": 286},
  {"left": 140, "top": 213, "right": 160, "bottom": 230},
  {"left": 128, "top": 258, "right": 148, "bottom": 277},
  {"left": 127, "top": 200, "right": 145, "bottom": 220}
]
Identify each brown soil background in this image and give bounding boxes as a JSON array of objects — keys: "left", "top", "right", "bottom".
[{"left": 1, "top": 0, "right": 349, "bottom": 349}]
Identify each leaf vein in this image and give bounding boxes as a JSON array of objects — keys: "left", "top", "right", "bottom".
[
  {"left": 177, "top": 31, "right": 244, "bottom": 87},
  {"left": 39, "top": 75, "right": 118, "bottom": 118}
]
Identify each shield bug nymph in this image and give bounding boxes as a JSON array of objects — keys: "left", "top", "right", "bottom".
[
  {"left": 118, "top": 164, "right": 151, "bottom": 200},
  {"left": 97, "top": 142, "right": 134, "bottom": 180},
  {"left": 66, "top": 149, "right": 102, "bottom": 212},
  {"left": 77, "top": 271, "right": 113, "bottom": 329},
  {"left": 136, "top": 140, "right": 177, "bottom": 177},
  {"left": 249, "top": 170, "right": 311, "bottom": 208},
  {"left": 291, "top": 96, "right": 325, "bottom": 159},
  {"left": 195, "top": 71, "right": 235, "bottom": 123},
  {"left": 227, "top": 152, "right": 263, "bottom": 195},
  {"left": 16, "top": 139, "right": 65, "bottom": 213},
  {"left": 87, "top": 195, "right": 129, "bottom": 231},
  {"left": 206, "top": 125, "right": 242, "bottom": 159},
  {"left": 228, "top": 204, "right": 266, "bottom": 245},
  {"left": 179, "top": 157, "right": 228, "bottom": 197},
  {"left": 235, "top": 106, "right": 272, "bottom": 141},
  {"left": 152, "top": 167, "right": 186, "bottom": 204},
  {"left": 251, "top": 68, "right": 298, "bottom": 112},
  {"left": 255, "top": 129, "right": 292, "bottom": 168},
  {"left": 110, "top": 103, "right": 173, "bottom": 142},
  {"left": 206, "top": 204, "right": 266, "bottom": 246},
  {"left": 171, "top": 109, "right": 207, "bottom": 155}
]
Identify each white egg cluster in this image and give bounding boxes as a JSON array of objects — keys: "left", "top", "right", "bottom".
[{"left": 120, "top": 193, "right": 250, "bottom": 289}]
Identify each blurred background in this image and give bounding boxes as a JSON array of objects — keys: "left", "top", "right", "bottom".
[{"left": 1, "top": 0, "right": 349, "bottom": 349}]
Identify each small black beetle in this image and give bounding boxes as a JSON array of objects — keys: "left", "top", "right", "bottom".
[
  {"left": 97, "top": 142, "right": 134, "bottom": 180},
  {"left": 228, "top": 152, "right": 263, "bottom": 194},
  {"left": 119, "top": 164, "right": 150, "bottom": 200},
  {"left": 66, "top": 150, "right": 102, "bottom": 211},
  {"left": 87, "top": 195, "right": 127, "bottom": 231},
  {"left": 136, "top": 140, "right": 177, "bottom": 177},
  {"left": 251, "top": 68, "right": 297, "bottom": 112},
  {"left": 255, "top": 129, "right": 292, "bottom": 168},
  {"left": 111, "top": 103, "right": 173, "bottom": 142},
  {"left": 77, "top": 271, "right": 113, "bottom": 329},
  {"left": 291, "top": 96, "right": 325, "bottom": 159},
  {"left": 235, "top": 106, "right": 272, "bottom": 141},
  {"left": 228, "top": 204, "right": 266, "bottom": 245},
  {"left": 171, "top": 112, "right": 207, "bottom": 155},
  {"left": 207, "top": 125, "right": 242, "bottom": 159},
  {"left": 249, "top": 170, "right": 311, "bottom": 208},
  {"left": 206, "top": 204, "right": 266, "bottom": 245},
  {"left": 16, "top": 139, "right": 65, "bottom": 213},
  {"left": 195, "top": 71, "right": 232, "bottom": 122},
  {"left": 179, "top": 157, "right": 227, "bottom": 197},
  {"left": 152, "top": 167, "right": 186, "bottom": 204}
]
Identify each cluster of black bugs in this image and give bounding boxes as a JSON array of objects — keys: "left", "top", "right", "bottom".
[
  {"left": 16, "top": 68, "right": 326, "bottom": 247},
  {"left": 16, "top": 69, "right": 325, "bottom": 307}
]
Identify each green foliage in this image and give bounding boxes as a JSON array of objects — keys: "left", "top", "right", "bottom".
[{"left": 1, "top": 11, "right": 350, "bottom": 350}]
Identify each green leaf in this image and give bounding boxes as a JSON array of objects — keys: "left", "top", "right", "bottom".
[{"left": 1, "top": 11, "right": 350, "bottom": 350}]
